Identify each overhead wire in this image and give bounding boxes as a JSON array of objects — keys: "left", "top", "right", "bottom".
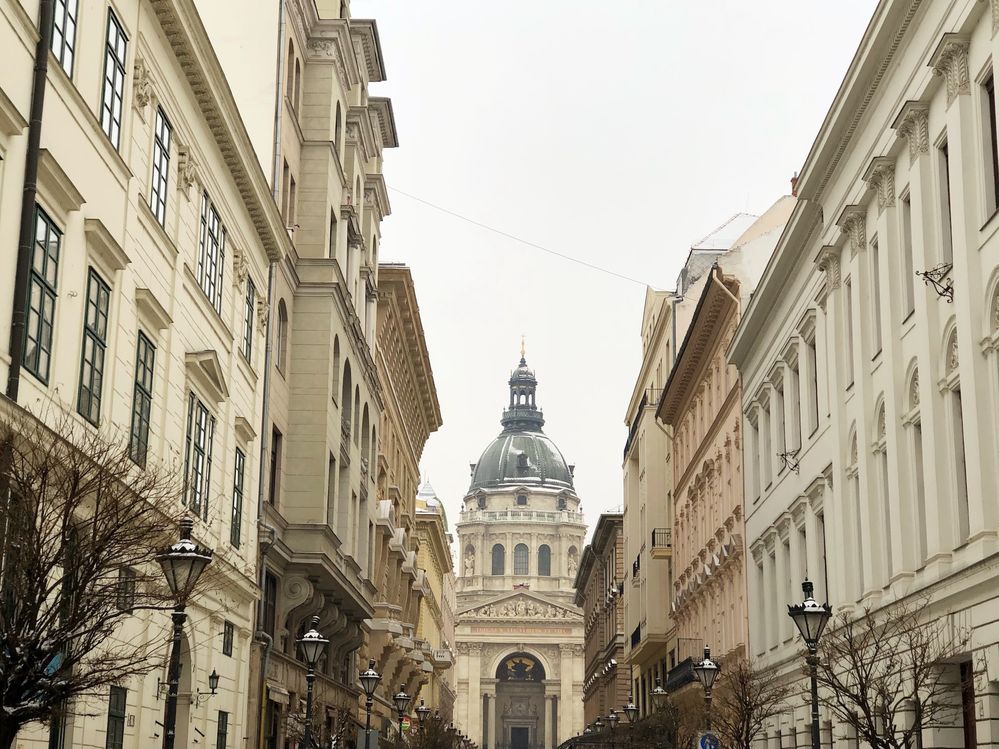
[{"left": 387, "top": 186, "right": 650, "bottom": 287}]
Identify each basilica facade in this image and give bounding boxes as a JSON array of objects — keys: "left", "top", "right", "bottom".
[{"left": 454, "top": 356, "right": 586, "bottom": 749}]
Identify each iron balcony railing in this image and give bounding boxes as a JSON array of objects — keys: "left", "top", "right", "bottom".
[{"left": 651, "top": 527, "right": 672, "bottom": 549}]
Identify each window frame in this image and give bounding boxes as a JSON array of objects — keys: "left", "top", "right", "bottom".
[
  {"left": 129, "top": 332, "right": 155, "bottom": 466},
  {"left": 197, "top": 192, "right": 226, "bottom": 314},
  {"left": 24, "top": 206, "right": 61, "bottom": 384},
  {"left": 222, "top": 620, "right": 234, "bottom": 657},
  {"left": 231, "top": 448, "right": 245, "bottom": 547},
  {"left": 183, "top": 392, "right": 215, "bottom": 520},
  {"left": 99, "top": 9, "right": 128, "bottom": 149},
  {"left": 242, "top": 277, "right": 255, "bottom": 361},
  {"left": 150, "top": 107, "right": 173, "bottom": 226},
  {"left": 105, "top": 685, "right": 127, "bottom": 749},
  {"left": 115, "top": 567, "right": 136, "bottom": 612},
  {"left": 217, "top": 710, "right": 229, "bottom": 749},
  {"left": 77, "top": 268, "right": 111, "bottom": 425},
  {"left": 513, "top": 543, "right": 529, "bottom": 576},
  {"left": 51, "top": 0, "right": 79, "bottom": 76}
]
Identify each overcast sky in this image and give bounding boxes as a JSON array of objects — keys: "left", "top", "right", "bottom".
[{"left": 347, "top": 1, "right": 877, "bottom": 541}]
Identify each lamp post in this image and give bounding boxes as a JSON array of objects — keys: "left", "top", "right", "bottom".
[
  {"left": 297, "top": 616, "right": 329, "bottom": 749},
  {"left": 651, "top": 677, "right": 667, "bottom": 713},
  {"left": 359, "top": 660, "right": 382, "bottom": 749},
  {"left": 416, "top": 699, "right": 431, "bottom": 730},
  {"left": 691, "top": 647, "right": 720, "bottom": 731},
  {"left": 608, "top": 709, "right": 619, "bottom": 749},
  {"left": 393, "top": 685, "right": 411, "bottom": 743},
  {"left": 157, "top": 517, "right": 213, "bottom": 749},
  {"left": 787, "top": 579, "right": 832, "bottom": 749},
  {"left": 623, "top": 696, "right": 638, "bottom": 725}
]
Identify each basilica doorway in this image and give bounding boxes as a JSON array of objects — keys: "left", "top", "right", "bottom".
[{"left": 495, "top": 653, "right": 545, "bottom": 749}]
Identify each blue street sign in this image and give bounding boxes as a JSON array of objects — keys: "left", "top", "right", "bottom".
[{"left": 698, "top": 732, "right": 720, "bottom": 749}]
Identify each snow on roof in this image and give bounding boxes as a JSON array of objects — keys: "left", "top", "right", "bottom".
[{"left": 691, "top": 212, "right": 760, "bottom": 251}]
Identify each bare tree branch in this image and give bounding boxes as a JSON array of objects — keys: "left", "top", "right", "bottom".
[{"left": 711, "top": 656, "right": 791, "bottom": 749}]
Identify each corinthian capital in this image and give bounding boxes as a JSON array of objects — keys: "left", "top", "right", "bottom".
[
  {"left": 892, "top": 101, "right": 930, "bottom": 160},
  {"left": 815, "top": 246, "right": 841, "bottom": 290},
  {"left": 863, "top": 157, "right": 896, "bottom": 211},
  {"left": 986, "top": 0, "right": 999, "bottom": 36},
  {"left": 929, "top": 33, "right": 971, "bottom": 105},
  {"left": 836, "top": 205, "right": 867, "bottom": 255}
]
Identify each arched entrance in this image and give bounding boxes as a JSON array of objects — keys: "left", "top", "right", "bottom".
[{"left": 495, "top": 653, "right": 546, "bottom": 749}]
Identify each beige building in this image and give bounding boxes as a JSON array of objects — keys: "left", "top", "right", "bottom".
[
  {"left": 415, "top": 481, "right": 458, "bottom": 719},
  {"left": 366, "top": 263, "right": 444, "bottom": 730},
  {"left": 573, "top": 513, "right": 627, "bottom": 727},
  {"left": 454, "top": 355, "right": 586, "bottom": 749},
  {"left": 730, "top": 0, "right": 999, "bottom": 744},
  {"left": 0, "top": 0, "right": 289, "bottom": 747},
  {"left": 657, "top": 197, "right": 792, "bottom": 689}
]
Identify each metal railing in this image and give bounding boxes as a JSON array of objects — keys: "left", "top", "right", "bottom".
[
  {"left": 459, "top": 509, "right": 584, "bottom": 523},
  {"left": 651, "top": 528, "right": 671, "bottom": 549}
]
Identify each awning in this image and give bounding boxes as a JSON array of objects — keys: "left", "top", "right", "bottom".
[{"left": 266, "top": 682, "right": 290, "bottom": 705}]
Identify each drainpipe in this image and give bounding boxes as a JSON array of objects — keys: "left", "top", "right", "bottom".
[
  {"left": 255, "top": 1, "right": 286, "bottom": 747},
  {"left": 6, "top": 0, "right": 54, "bottom": 402}
]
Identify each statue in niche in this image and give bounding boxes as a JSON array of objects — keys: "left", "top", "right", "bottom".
[
  {"left": 567, "top": 554, "right": 578, "bottom": 577},
  {"left": 464, "top": 553, "right": 475, "bottom": 576}
]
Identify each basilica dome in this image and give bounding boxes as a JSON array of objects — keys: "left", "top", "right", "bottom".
[{"left": 468, "top": 356, "right": 574, "bottom": 492}]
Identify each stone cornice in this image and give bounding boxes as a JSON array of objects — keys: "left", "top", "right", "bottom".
[
  {"left": 369, "top": 98, "right": 399, "bottom": 149},
  {"left": 350, "top": 20, "right": 387, "bottom": 82}
]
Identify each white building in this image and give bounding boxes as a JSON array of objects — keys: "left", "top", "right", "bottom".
[{"left": 730, "top": 0, "right": 999, "bottom": 744}]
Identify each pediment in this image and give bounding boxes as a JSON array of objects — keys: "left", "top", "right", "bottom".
[
  {"left": 185, "top": 350, "right": 229, "bottom": 404},
  {"left": 459, "top": 591, "right": 580, "bottom": 622}
]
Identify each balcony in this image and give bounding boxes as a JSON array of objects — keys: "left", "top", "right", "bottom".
[
  {"left": 650, "top": 528, "right": 672, "bottom": 559},
  {"left": 431, "top": 648, "right": 454, "bottom": 668},
  {"left": 458, "top": 508, "right": 584, "bottom": 524},
  {"left": 665, "top": 638, "right": 703, "bottom": 693}
]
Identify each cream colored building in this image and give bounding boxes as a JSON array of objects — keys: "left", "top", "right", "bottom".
[
  {"left": 657, "top": 198, "right": 792, "bottom": 686},
  {"left": 730, "top": 0, "right": 999, "bottom": 744},
  {"left": 454, "top": 355, "right": 585, "bottom": 749},
  {"left": 415, "top": 481, "right": 458, "bottom": 720},
  {"left": 0, "top": 0, "right": 289, "bottom": 746}
]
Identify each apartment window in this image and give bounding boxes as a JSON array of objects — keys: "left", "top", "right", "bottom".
[
  {"left": 288, "top": 175, "right": 297, "bottom": 228},
  {"left": 749, "top": 414, "right": 760, "bottom": 499},
  {"left": 909, "top": 371, "right": 928, "bottom": 565},
  {"left": 774, "top": 380, "right": 786, "bottom": 460},
  {"left": 184, "top": 393, "right": 215, "bottom": 520},
  {"left": 870, "top": 238, "right": 883, "bottom": 355},
  {"left": 538, "top": 545, "right": 551, "bottom": 576},
  {"left": 491, "top": 544, "right": 505, "bottom": 576},
  {"left": 231, "top": 449, "right": 245, "bottom": 548},
  {"left": 197, "top": 193, "right": 226, "bottom": 313},
  {"left": 275, "top": 300, "right": 288, "bottom": 374},
  {"left": 24, "top": 206, "right": 61, "bottom": 383},
  {"left": 268, "top": 427, "right": 282, "bottom": 505},
  {"left": 875, "top": 405, "right": 893, "bottom": 576},
  {"left": 514, "top": 543, "right": 529, "bottom": 575},
  {"left": 150, "top": 108, "right": 172, "bottom": 226},
  {"left": 901, "top": 194, "right": 915, "bottom": 318},
  {"left": 939, "top": 141, "right": 954, "bottom": 263},
  {"left": 844, "top": 278, "right": 855, "bottom": 387},
  {"left": 115, "top": 567, "right": 136, "bottom": 612},
  {"left": 51, "top": 0, "right": 79, "bottom": 75},
  {"left": 105, "top": 686, "right": 126, "bottom": 749},
  {"left": 263, "top": 571, "right": 278, "bottom": 638},
  {"left": 100, "top": 10, "right": 128, "bottom": 149},
  {"left": 805, "top": 335, "right": 819, "bottom": 434},
  {"left": 760, "top": 400, "right": 772, "bottom": 488},
  {"left": 217, "top": 710, "right": 229, "bottom": 749},
  {"left": 326, "top": 453, "right": 337, "bottom": 525},
  {"left": 76, "top": 269, "right": 111, "bottom": 424},
  {"left": 985, "top": 75, "right": 999, "bottom": 214},
  {"left": 952, "top": 386, "right": 970, "bottom": 541},
  {"left": 239, "top": 276, "right": 255, "bottom": 361},
  {"left": 128, "top": 333, "right": 155, "bottom": 466},
  {"left": 788, "top": 359, "right": 801, "bottom": 450},
  {"left": 848, "top": 432, "right": 864, "bottom": 600},
  {"left": 329, "top": 209, "right": 338, "bottom": 259},
  {"left": 222, "top": 620, "right": 234, "bottom": 657}
]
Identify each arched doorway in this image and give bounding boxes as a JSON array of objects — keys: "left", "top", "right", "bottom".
[{"left": 495, "top": 653, "right": 546, "bottom": 749}]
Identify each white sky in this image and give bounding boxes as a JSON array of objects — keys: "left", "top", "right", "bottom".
[{"left": 351, "top": 1, "right": 877, "bottom": 539}]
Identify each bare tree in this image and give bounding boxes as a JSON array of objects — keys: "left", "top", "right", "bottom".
[
  {"left": 627, "top": 690, "right": 703, "bottom": 749},
  {"left": 283, "top": 686, "right": 358, "bottom": 748},
  {"left": 407, "top": 711, "right": 462, "bottom": 749},
  {"left": 710, "top": 656, "right": 791, "bottom": 749},
  {"left": 0, "top": 408, "right": 183, "bottom": 749},
  {"left": 814, "top": 597, "right": 970, "bottom": 749}
]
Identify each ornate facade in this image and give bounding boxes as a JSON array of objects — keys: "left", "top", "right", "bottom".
[
  {"left": 730, "top": 0, "right": 999, "bottom": 743},
  {"left": 454, "top": 355, "right": 585, "bottom": 749},
  {"left": 0, "top": 0, "right": 289, "bottom": 746},
  {"left": 573, "top": 513, "right": 627, "bottom": 727}
]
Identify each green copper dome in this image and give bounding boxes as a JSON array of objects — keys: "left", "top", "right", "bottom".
[{"left": 468, "top": 356, "right": 575, "bottom": 492}]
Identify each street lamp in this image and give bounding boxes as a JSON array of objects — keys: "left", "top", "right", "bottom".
[
  {"left": 651, "top": 678, "right": 668, "bottom": 712},
  {"left": 157, "top": 517, "right": 213, "bottom": 749},
  {"left": 608, "top": 709, "right": 619, "bottom": 749},
  {"left": 393, "top": 685, "right": 411, "bottom": 741},
  {"left": 359, "top": 660, "right": 382, "bottom": 749},
  {"left": 416, "top": 699, "right": 431, "bottom": 728},
  {"left": 297, "top": 616, "right": 329, "bottom": 749},
  {"left": 594, "top": 717, "right": 605, "bottom": 732},
  {"left": 788, "top": 579, "right": 832, "bottom": 749},
  {"left": 623, "top": 696, "right": 639, "bottom": 724},
  {"left": 692, "top": 647, "right": 720, "bottom": 730}
]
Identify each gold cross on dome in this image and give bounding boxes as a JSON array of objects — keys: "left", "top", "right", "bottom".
[{"left": 520, "top": 335, "right": 526, "bottom": 359}]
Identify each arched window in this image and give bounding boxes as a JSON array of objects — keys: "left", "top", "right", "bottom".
[
  {"left": 285, "top": 41, "right": 294, "bottom": 102},
  {"left": 846, "top": 425, "right": 863, "bottom": 600},
  {"left": 538, "top": 545, "right": 551, "bottom": 576},
  {"left": 293, "top": 58, "right": 302, "bottom": 111},
  {"left": 370, "top": 425, "right": 377, "bottom": 466},
  {"left": 332, "top": 336, "right": 340, "bottom": 402},
  {"left": 334, "top": 102, "right": 343, "bottom": 149},
  {"left": 276, "top": 300, "right": 289, "bottom": 374},
  {"left": 353, "top": 386, "right": 360, "bottom": 444},
  {"left": 491, "top": 544, "right": 505, "bottom": 576},
  {"left": 905, "top": 365, "right": 927, "bottom": 565},
  {"left": 944, "top": 327, "right": 969, "bottom": 542},
  {"left": 873, "top": 400, "right": 892, "bottom": 579},
  {"left": 361, "top": 405, "right": 370, "bottom": 460},
  {"left": 340, "top": 360, "right": 352, "bottom": 437},
  {"left": 514, "top": 544, "right": 529, "bottom": 575}
]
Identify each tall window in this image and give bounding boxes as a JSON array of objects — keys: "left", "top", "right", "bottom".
[
  {"left": 875, "top": 404, "right": 893, "bottom": 578},
  {"left": 183, "top": 393, "right": 215, "bottom": 520},
  {"left": 276, "top": 300, "right": 288, "bottom": 374},
  {"left": 24, "top": 206, "right": 60, "bottom": 383},
  {"left": 242, "top": 277, "right": 255, "bottom": 361},
  {"left": 326, "top": 453, "right": 337, "bottom": 525},
  {"left": 231, "top": 449, "right": 245, "bottom": 547},
  {"left": 901, "top": 194, "right": 915, "bottom": 318},
  {"left": 847, "top": 430, "right": 864, "bottom": 600},
  {"left": 805, "top": 334, "right": 819, "bottom": 434},
  {"left": 844, "top": 278, "right": 855, "bottom": 387},
  {"left": 774, "top": 379, "right": 786, "bottom": 461},
  {"left": 150, "top": 108, "right": 172, "bottom": 226},
  {"left": 115, "top": 567, "right": 135, "bottom": 612},
  {"left": 514, "top": 544, "right": 529, "bottom": 575},
  {"left": 538, "top": 544, "right": 551, "bottom": 576},
  {"left": 222, "top": 620, "right": 234, "bottom": 656},
  {"left": 870, "top": 238, "right": 883, "bottom": 355},
  {"left": 105, "top": 686, "right": 126, "bottom": 749},
  {"left": 217, "top": 710, "right": 230, "bottom": 749},
  {"left": 749, "top": 413, "right": 760, "bottom": 499},
  {"left": 760, "top": 399, "right": 772, "bottom": 488},
  {"left": 491, "top": 544, "right": 505, "bottom": 576},
  {"left": 952, "top": 385, "right": 970, "bottom": 541},
  {"left": 907, "top": 369, "right": 927, "bottom": 565},
  {"left": 51, "top": 0, "right": 79, "bottom": 75},
  {"left": 939, "top": 141, "right": 954, "bottom": 263},
  {"left": 197, "top": 192, "right": 226, "bottom": 313},
  {"left": 788, "top": 358, "right": 801, "bottom": 450},
  {"left": 263, "top": 571, "right": 277, "bottom": 637},
  {"left": 129, "top": 332, "right": 155, "bottom": 466},
  {"left": 100, "top": 10, "right": 128, "bottom": 149},
  {"left": 77, "top": 269, "right": 110, "bottom": 425},
  {"left": 268, "top": 427, "right": 282, "bottom": 505},
  {"left": 985, "top": 74, "right": 999, "bottom": 214}
]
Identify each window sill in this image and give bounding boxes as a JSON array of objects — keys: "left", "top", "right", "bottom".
[
  {"left": 182, "top": 263, "right": 235, "bottom": 347},
  {"left": 137, "top": 195, "right": 179, "bottom": 267},
  {"left": 236, "top": 350, "right": 258, "bottom": 385}
]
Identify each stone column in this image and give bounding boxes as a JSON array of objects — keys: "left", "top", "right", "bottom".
[
  {"left": 559, "top": 644, "right": 573, "bottom": 741},
  {"left": 468, "top": 644, "right": 482, "bottom": 744},
  {"left": 487, "top": 692, "right": 496, "bottom": 749},
  {"left": 543, "top": 695, "right": 553, "bottom": 749}
]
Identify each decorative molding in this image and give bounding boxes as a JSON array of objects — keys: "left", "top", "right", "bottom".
[
  {"left": 863, "top": 156, "right": 896, "bottom": 210},
  {"left": 815, "top": 246, "right": 841, "bottom": 290},
  {"left": 929, "top": 33, "right": 971, "bottom": 105},
  {"left": 37, "top": 149, "right": 85, "bottom": 220},
  {"left": 133, "top": 57, "right": 154, "bottom": 118},
  {"left": 909, "top": 369, "right": 920, "bottom": 409},
  {"left": 892, "top": 101, "right": 930, "bottom": 159},
  {"left": 0, "top": 86, "right": 26, "bottom": 139},
  {"left": 985, "top": 0, "right": 999, "bottom": 36},
  {"left": 946, "top": 330, "right": 959, "bottom": 375},
  {"left": 177, "top": 145, "right": 199, "bottom": 195},
  {"left": 255, "top": 295, "right": 269, "bottom": 330},
  {"left": 232, "top": 245, "right": 248, "bottom": 286},
  {"left": 84, "top": 218, "right": 131, "bottom": 274},
  {"left": 135, "top": 288, "right": 172, "bottom": 331},
  {"left": 185, "top": 350, "right": 230, "bottom": 404},
  {"left": 836, "top": 205, "right": 867, "bottom": 255},
  {"left": 235, "top": 415, "right": 256, "bottom": 444}
]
